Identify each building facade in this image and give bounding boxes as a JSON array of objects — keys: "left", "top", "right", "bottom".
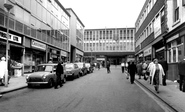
[
  {"left": 66, "top": 8, "right": 85, "bottom": 63},
  {"left": 163, "top": 0, "right": 185, "bottom": 80},
  {"left": 135, "top": 0, "right": 166, "bottom": 63},
  {"left": 84, "top": 28, "right": 135, "bottom": 66},
  {"left": 0, "top": 0, "right": 70, "bottom": 73}
]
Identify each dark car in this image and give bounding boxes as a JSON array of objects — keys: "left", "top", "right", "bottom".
[
  {"left": 26, "top": 63, "right": 66, "bottom": 88},
  {"left": 75, "top": 62, "right": 88, "bottom": 76}
]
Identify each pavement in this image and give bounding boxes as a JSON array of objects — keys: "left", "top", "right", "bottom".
[{"left": 0, "top": 68, "right": 185, "bottom": 112}]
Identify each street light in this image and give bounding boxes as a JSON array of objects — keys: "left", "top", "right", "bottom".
[
  {"left": 4, "top": 3, "right": 13, "bottom": 87},
  {"left": 90, "top": 48, "right": 93, "bottom": 63}
]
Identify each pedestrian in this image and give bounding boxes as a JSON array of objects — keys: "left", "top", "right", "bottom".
[
  {"left": 125, "top": 62, "right": 128, "bottom": 71},
  {"left": 159, "top": 60, "right": 168, "bottom": 86},
  {"left": 121, "top": 61, "right": 125, "bottom": 73},
  {"left": 54, "top": 60, "right": 64, "bottom": 89},
  {"left": 128, "top": 61, "right": 137, "bottom": 84},
  {"left": 178, "top": 58, "right": 185, "bottom": 92},
  {"left": 97, "top": 62, "right": 100, "bottom": 70},
  {"left": 137, "top": 61, "right": 142, "bottom": 79},
  {"left": 106, "top": 60, "right": 111, "bottom": 73},
  {"left": 150, "top": 58, "right": 165, "bottom": 93},
  {"left": 147, "top": 58, "right": 155, "bottom": 84},
  {"left": 142, "top": 61, "right": 148, "bottom": 80},
  {"left": 0, "top": 57, "right": 6, "bottom": 85}
]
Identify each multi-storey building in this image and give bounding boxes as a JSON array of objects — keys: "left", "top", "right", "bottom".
[
  {"left": 135, "top": 0, "right": 166, "bottom": 63},
  {"left": 163, "top": 0, "right": 185, "bottom": 80},
  {"left": 84, "top": 28, "right": 135, "bottom": 65},
  {"left": 66, "top": 8, "right": 85, "bottom": 63},
  {"left": 0, "top": 0, "right": 70, "bottom": 73}
]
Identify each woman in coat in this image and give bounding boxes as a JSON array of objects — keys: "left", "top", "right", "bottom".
[{"left": 150, "top": 58, "right": 165, "bottom": 93}]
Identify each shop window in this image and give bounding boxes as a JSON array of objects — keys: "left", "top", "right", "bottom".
[
  {"left": 0, "top": 12, "right": 4, "bottom": 26},
  {"left": 167, "top": 37, "right": 183, "bottom": 63},
  {"left": 15, "top": 20, "right": 23, "bottom": 33}
]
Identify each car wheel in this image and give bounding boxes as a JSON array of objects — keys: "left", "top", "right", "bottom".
[{"left": 48, "top": 79, "right": 53, "bottom": 88}]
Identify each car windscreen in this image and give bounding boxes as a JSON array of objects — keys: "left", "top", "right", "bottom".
[
  {"left": 37, "top": 65, "right": 53, "bottom": 72},
  {"left": 77, "top": 63, "right": 83, "bottom": 68},
  {"left": 65, "top": 64, "right": 73, "bottom": 69}
]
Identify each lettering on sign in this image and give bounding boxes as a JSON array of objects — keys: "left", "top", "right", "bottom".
[
  {"left": 31, "top": 40, "right": 46, "bottom": 50},
  {"left": 0, "top": 31, "right": 22, "bottom": 44},
  {"left": 144, "top": 47, "right": 152, "bottom": 56}
]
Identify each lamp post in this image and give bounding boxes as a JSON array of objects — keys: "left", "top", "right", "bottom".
[
  {"left": 4, "top": 3, "right": 13, "bottom": 87},
  {"left": 90, "top": 48, "right": 93, "bottom": 63}
]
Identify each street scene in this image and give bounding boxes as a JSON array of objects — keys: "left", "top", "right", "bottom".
[
  {"left": 1, "top": 0, "right": 185, "bottom": 112},
  {"left": 0, "top": 67, "right": 175, "bottom": 112}
]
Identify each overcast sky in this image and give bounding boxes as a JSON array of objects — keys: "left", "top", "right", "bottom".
[{"left": 60, "top": 0, "right": 146, "bottom": 29}]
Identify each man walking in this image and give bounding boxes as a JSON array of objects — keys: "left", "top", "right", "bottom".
[
  {"left": 121, "top": 62, "right": 125, "bottom": 73},
  {"left": 128, "top": 61, "right": 137, "bottom": 84},
  {"left": 54, "top": 60, "right": 64, "bottom": 89},
  {"left": 106, "top": 60, "right": 111, "bottom": 73}
]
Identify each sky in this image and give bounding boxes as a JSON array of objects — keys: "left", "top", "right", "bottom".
[{"left": 60, "top": 0, "right": 146, "bottom": 29}]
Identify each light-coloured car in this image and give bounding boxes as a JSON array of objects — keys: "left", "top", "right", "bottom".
[
  {"left": 64, "top": 63, "right": 81, "bottom": 79},
  {"left": 75, "top": 62, "right": 88, "bottom": 76},
  {"left": 26, "top": 63, "right": 66, "bottom": 88},
  {"left": 85, "top": 63, "right": 94, "bottom": 73}
]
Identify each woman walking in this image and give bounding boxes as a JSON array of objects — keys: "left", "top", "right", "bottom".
[{"left": 150, "top": 58, "right": 165, "bottom": 93}]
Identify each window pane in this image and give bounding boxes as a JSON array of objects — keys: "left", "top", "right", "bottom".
[
  {"left": 37, "top": 3, "right": 42, "bottom": 19},
  {"left": 0, "top": 12, "right": 4, "bottom": 26},
  {"left": 24, "top": 10, "right": 30, "bottom": 24},
  {"left": 23, "top": 0, "right": 31, "bottom": 11},
  {"left": 173, "top": 47, "right": 176, "bottom": 62},
  {"left": 31, "top": 0, "right": 37, "bottom": 16},
  {"left": 15, "top": 5, "right": 24, "bottom": 21}
]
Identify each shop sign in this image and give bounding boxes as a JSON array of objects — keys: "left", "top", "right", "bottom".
[
  {"left": 166, "top": 34, "right": 179, "bottom": 43},
  {"left": 76, "top": 49, "right": 83, "bottom": 56},
  {"left": 61, "top": 50, "right": 67, "bottom": 57},
  {"left": 31, "top": 40, "right": 46, "bottom": 51},
  {"left": 144, "top": 47, "right": 152, "bottom": 56},
  {"left": 0, "top": 31, "right": 22, "bottom": 44}
]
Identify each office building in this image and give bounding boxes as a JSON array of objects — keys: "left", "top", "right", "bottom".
[
  {"left": 84, "top": 28, "right": 135, "bottom": 65},
  {"left": 0, "top": 0, "right": 70, "bottom": 73},
  {"left": 66, "top": 8, "right": 85, "bottom": 62},
  {"left": 135, "top": 0, "right": 166, "bottom": 62}
]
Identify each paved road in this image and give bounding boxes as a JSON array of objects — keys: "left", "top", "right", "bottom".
[{"left": 0, "top": 67, "right": 165, "bottom": 112}]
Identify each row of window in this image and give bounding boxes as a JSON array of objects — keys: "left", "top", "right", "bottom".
[
  {"left": 135, "top": 7, "right": 164, "bottom": 47},
  {"left": 84, "top": 42, "right": 134, "bottom": 51},
  {"left": 3, "top": 0, "right": 71, "bottom": 51},
  {"left": 136, "top": 0, "right": 157, "bottom": 32}
]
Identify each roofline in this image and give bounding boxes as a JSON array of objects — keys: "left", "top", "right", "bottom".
[
  {"left": 85, "top": 27, "right": 135, "bottom": 31},
  {"left": 66, "top": 8, "right": 85, "bottom": 27},
  {"left": 55, "top": 0, "right": 71, "bottom": 17},
  {"left": 135, "top": 0, "right": 149, "bottom": 25}
]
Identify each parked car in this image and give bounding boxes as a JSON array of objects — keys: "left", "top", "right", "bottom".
[
  {"left": 85, "top": 63, "right": 94, "bottom": 73},
  {"left": 26, "top": 63, "right": 66, "bottom": 88},
  {"left": 75, "top": 62, "right": 88, "bottom": 76},
  {"left": 64, "top": 63, "right": 81, "bottom": 79}
]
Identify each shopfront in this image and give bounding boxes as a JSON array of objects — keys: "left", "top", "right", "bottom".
[
  {"left": 164, "top": 22, "right": 185, "bottom": 81},
  {"left": 24, "top": 39, "right": 47, "bottom": 72},
  {"left": 61, "top": 50, "right": 68, "bottom": 63},
  {"left": 138, "top": 52, "right": 144, "bottom": 62},
  {"left": 144, "top": 47, "right": 152, "bottom": 61},
  {"left": 0, "top": 30, "right": 23, "bottom": 63},
  {"left": 47, "top": 46, "right": 60, "bottom": 63},
  {"left": 76, "top": 49, "right": 84, "bottom": 62}
]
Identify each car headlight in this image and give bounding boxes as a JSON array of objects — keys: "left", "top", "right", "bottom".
[
  {"left": 26, "top": 74, "right": 30, "bottom": 79},
  {"left": 42, "top": 75, "right": 47, "bottom": 79}
]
